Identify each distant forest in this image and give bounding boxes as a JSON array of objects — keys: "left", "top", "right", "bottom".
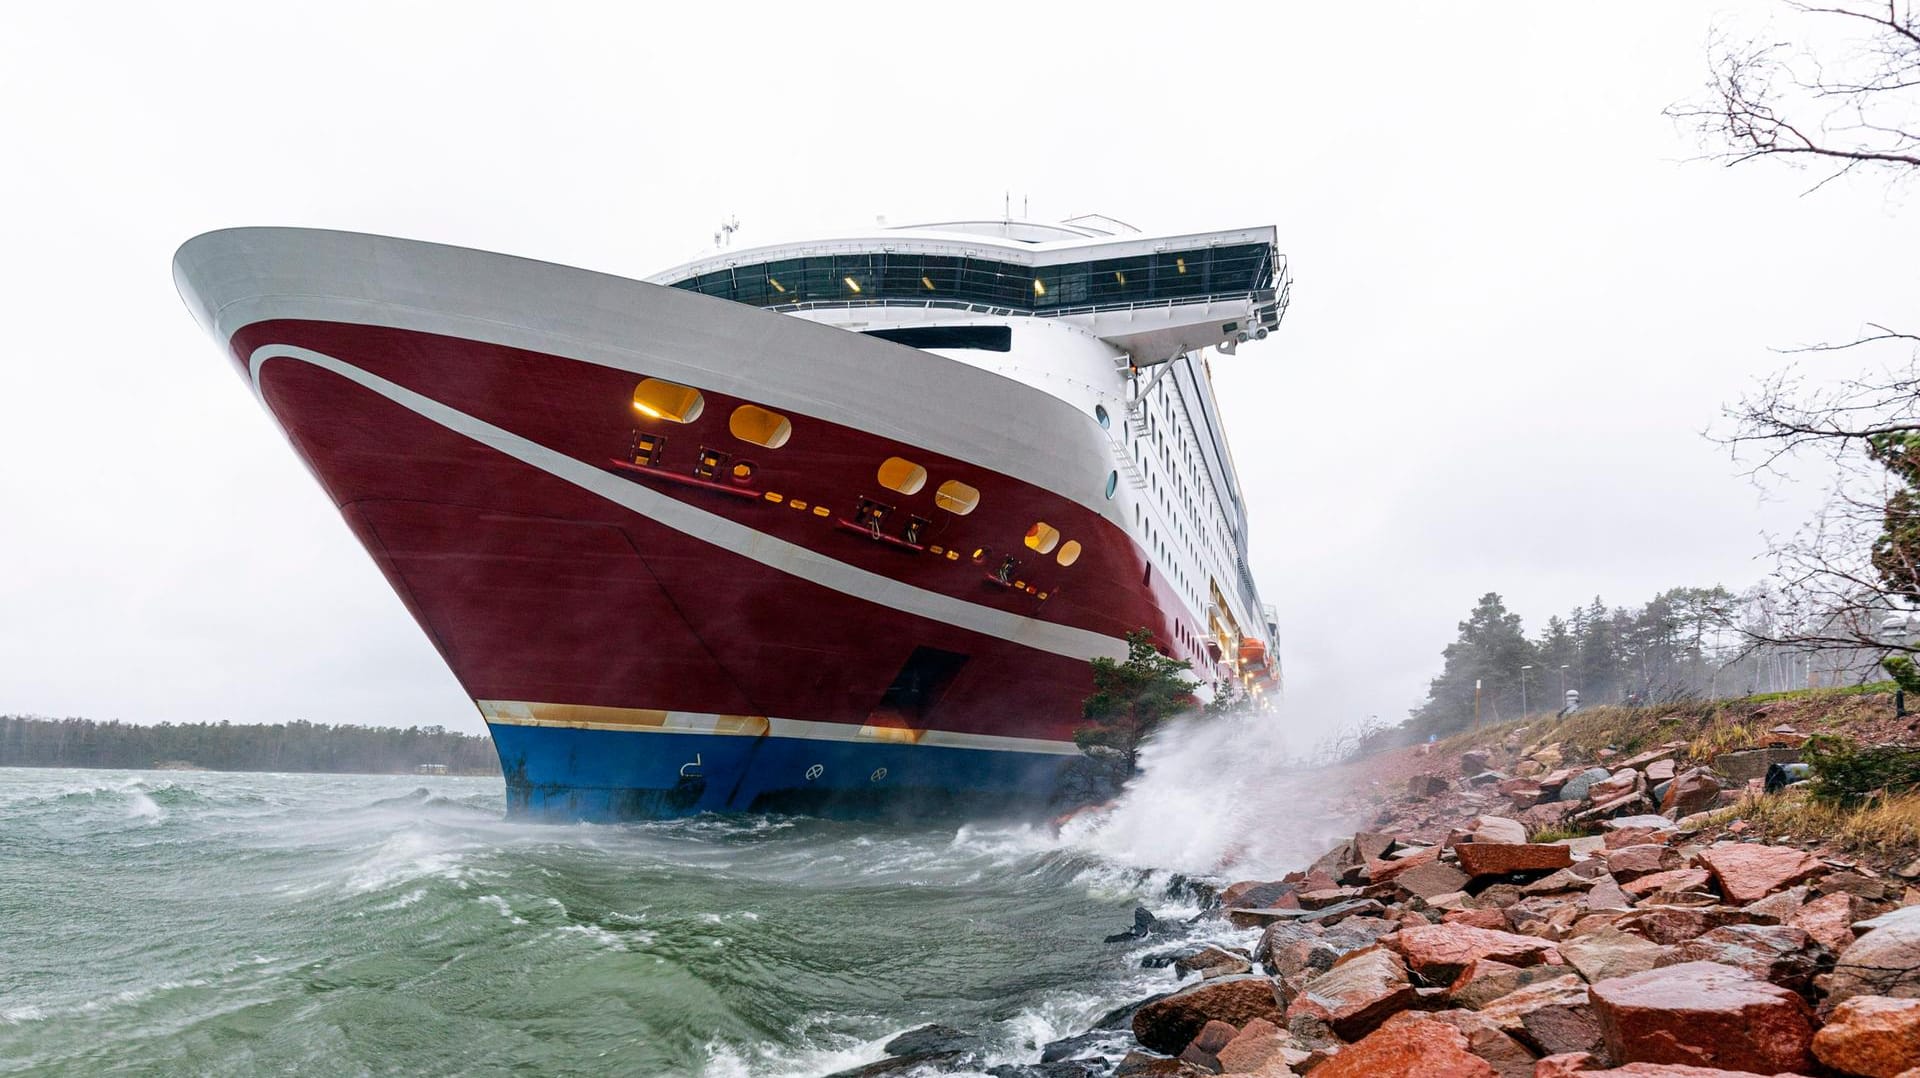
[{"left": 0, "top": 715, "right": 501, "bottom": 776}]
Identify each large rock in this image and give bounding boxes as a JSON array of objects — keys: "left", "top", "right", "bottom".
[
  {"left": 1132, "top": 975, "right": 1285, "bottom": 1055},
  {"left": 1790, "top": 890, "right": 1874, "bottom": 955},
  {"left": 1695, "top": 842, "right": 1825, "bottom": 905},
  {"left": 1174, "top": 946, "right": 1253, "bottom": 980},
  {"left": 1394, "top": 860, "right": 1471, "bottom": 899},
  {"left": 1221, "top": 880, "right": 1299, "bottom": 910},
  {"left": 1616, "top": 905, "right": 1768, "bottom": 946},
  {"left": 1213, "top": 1016, "right": 1301, "bottom": 1075},
  {"left": 1310, "top": 1014, "right": 1497, "bottom": 1078},
  {"left": 1559, "top": 767, "right": 1615, "bottom": 803},
  {"left": 1461, "top": 749, "right": 1493, "bottom": 775},
  {"left": 1589, "top": 769, "right": 1643, "bottom": 803},
  {"left": 1394, "top": 923, "right": 1559, "bottom": 983},
  {"left": 1285, "top": 946, "right": 1416, "bottom": 1039},
  {"left": 1415, "top": 1009, "right": 1536, "bottom": 1078},
  {"left": 1450, "top": 959, "right": 1570, "bottom": 1009},
  {"left": 1830, "top": 905, "right": 1920, "bottom": 1006},
  {"left": 1560, "top": 927, "right": 1671, "bottom": 984},
  {"left": 1659, "top": 924, "right": 1831, "bottom": 998},
  {"left": 1588, "top": 961, "right": 1815, "bottom": 1073},
  {"left": 1459, "top": 815, "right": 1531, "bottom": 846},
  {"left": 1177, "top": 1019, "right": 1238, "bottom": 1072},
  {"left": 1455, "top": 843, "right": 1573, "bottom": 877},
  {"left": 1620, "top": 868, "right": 1712, "bottom": 900},
  {"left": 1811, "top": 994, "right": 1920, "bottom": 1078},
  {"left": 1476, "top": 973, "right": 1603, "bottom": 1056},
  {"left": 1606, "top": 844, "right": 1683, "bottom": 882},
  {"left": 1659, "top": 768, "right": 1722, "bottom": 817}
]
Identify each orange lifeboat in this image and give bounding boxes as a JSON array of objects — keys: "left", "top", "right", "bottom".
[{"left": 1239, "top": 637, "right": 1268, "bottom": 670}]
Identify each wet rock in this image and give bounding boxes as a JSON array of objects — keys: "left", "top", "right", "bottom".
[
  {"left": 1039, "top": 1029, "right": 1127, "bottom": 1063},
  {"left": 1310, "top": 1013, "right": 1497, "bottom": 1078},
  {"left": 1469, "top": 770, "right": 1510, "bottom": 787},
  {"left": 1459, "top": 815, "right": 1531, "bottom": 846},
  {"left": 1285, "top": 946, "right": 1416, "bottom": 1039},
  {"left": 827, "top": 1047, "right": 979, "bottom": 1077},
  {"left": 1173, "top": 945, "right": 1254, "bottom": 980},
  {"left": 1462, "top": 750, "right": 1493, "bottom": 775},
  {"left": 1588, "top": 960, "right": 1815, "bottom": 1073},
  {"left": 1132, "top": 975, "right": 1286, "bottom": 1056},
  {"left": 1811, "top": 994, "right": 1920, "bottom": 1078},
  {"left": 1411, "top": 772, "right": 1452, "bottom": 798},
  {"left": 1395, "top": 923, "right": 1559, "bottom": 984},
  {"left": 1178, "top": 1018, "right": 1238, "bottom": 1072},
  {"left": 1605, "top": 844, "right": 1682, "bottom": 882},
  {"left": 1817, "top": 869, "right": 1898, "bottom": 903},
  {"left": 1229, "top": 899, "right": 1384, "bottom": 930},
  {"left": 1450, "top": 959, "right": 1570, "bottom": 1010},
  {"left": 1476, "top": 973, "right": 1603, "bottom": 1056},
  {"left": 1791, "top": 890, "right": 1873, "bottom": 955},
  {"left": 1522, "top": 868, "right": 1598, "bottom": 897},
  {"left": 1145, "top": 943, "right": 1222, "bottom": 970},
  {"left": 1695, "top": 842, "right": 1825, "bottom": 905},
  {"left": 1585, "top": 875, "right": 1633, "bottom": 912},
  {"left": 1529, "top": 1053, "right": 1600, "bottom": 1077},
  {"left": 1113, "top": 1050, "right": 1211, "bottom": 1076},
  {"left": 1560, "top": 768, "right": 1615, "bottom": 803},
  {"left": 1616, "top": 906, "right": 1768, "bottom": 946},
  {"left": 1221, "top": 880, "right": 1299, "bottom": 911},
  {"left": 1660, "top": 924, "right": 1832, "bottom": 998},
  {"left": 1560, "top": 927, "right": 1671, "bottom": 983},
  {"left": 1109, "top": 906, "right": 1174, "bottom": 942},
  {"left": 1829, "top": 905, "right": 1920, "bottom": 1006},
  {"left": 1741, "top": 883, "right": 1808, "bottom": 923},
  {"left": 1644, "top": 759, "right": 1676, "bottom": 783},
  {"left": 1456, "top": 843, "right": 1573, "bottom": 877},
  {"left": 1415, "top": 1009, "right": 1536, "bottom": 1078},
  {"left": 1393, "top": 860, "right": 1471, "bottom": 899},
  {"left": 1659, "top": 768, "right": 1722, "bottom": 817},
  {"left": 1620, "top": 868, "right": 1712, "bottom": 901},
  {"left": 1214, "top": 1016, "right": 1302, "bottom": 1074},
  {"left": 987, "top": 1062, "right": 1107, "bottom": 1078},
  {"left": 883, "top": 1024, "right": 984, "bottom": 1057}
]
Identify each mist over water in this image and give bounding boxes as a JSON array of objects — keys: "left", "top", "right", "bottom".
[{"left": 1063, "top": 709, "right": 1362, "bottom": 881}]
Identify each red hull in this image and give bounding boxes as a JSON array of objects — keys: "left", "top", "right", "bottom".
[{"left": 233, "top": 320, "right": 1205, "bottom": 745}]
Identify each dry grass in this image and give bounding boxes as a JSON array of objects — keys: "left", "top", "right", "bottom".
[{"left": 1720, "top": 788, "right": 1920, "bottom": 864}]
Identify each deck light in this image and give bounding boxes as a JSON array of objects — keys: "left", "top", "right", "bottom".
[
  {"left": 844, "top": 276, "right": 862, "bottom": 293},
  {"left": 1114, "top": 271, "right": 1127, "bottom": 285},
  {"left": 921, "top": 276, "right": 935, "bottom": 291},
  {"left": 1032, "top": 278, "right": 1046, "bottom": 297},
  {"left": 768, "top": 277, "right": 786, "bottom": 293},
  {"left": 1176, "top": 257, "right": 1187, "bottom": 274}
]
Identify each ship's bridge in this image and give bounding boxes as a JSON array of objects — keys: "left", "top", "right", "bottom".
[{"left": 649, "top": 223, "right": 1290, "bottom": 364}]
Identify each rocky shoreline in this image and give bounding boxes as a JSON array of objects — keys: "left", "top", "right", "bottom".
[{"left": 831, "top": 715, "right": 1920, "bottom": 1078}]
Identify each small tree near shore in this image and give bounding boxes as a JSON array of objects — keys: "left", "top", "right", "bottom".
[{"left": 1077, "top": 629, "right": 1197, "bottom": 774}]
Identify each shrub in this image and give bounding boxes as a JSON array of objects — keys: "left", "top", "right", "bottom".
[{"left": 1804, "top": 734, "right": 1920, "bottom": 803}]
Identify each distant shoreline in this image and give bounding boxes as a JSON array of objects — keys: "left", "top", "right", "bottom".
[
  {"left": 1, "top": 714, "right": 501, "bottom": 777},
  {"left": 1, "top": 761, "right": 504, "bottom": 780}
]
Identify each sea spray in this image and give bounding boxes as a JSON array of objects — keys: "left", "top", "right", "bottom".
[{"left": 1062, "top": 706, "right": 1363, "bottom": 879}]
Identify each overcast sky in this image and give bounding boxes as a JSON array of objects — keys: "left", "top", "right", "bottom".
[{"left": 3, "top": 3, "right": 1915, "bottom": 741}]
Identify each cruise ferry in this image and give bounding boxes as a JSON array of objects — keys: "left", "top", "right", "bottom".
[{"left": 172, "top": 216, "right": 1288, "bottom": 819}]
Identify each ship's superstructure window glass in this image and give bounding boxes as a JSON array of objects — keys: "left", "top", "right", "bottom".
[
  {"left": 1024, "top": 523, "right": 1060, "bottom": 555},
  {"left": 633, "top": 378, "right": 704, "bottom": 423},
  {"left": 877, "top": 457, "right": 928, "bottom": 495},
  {"left": 669, "top": 243, "right": 1272, "bottom": 313},
  {"left": 1057, "top": 540, "right": 1083, "bottom": 567},
  {"left": 729, "top": 405, "right": 792, "bottom": 448},
  {"left": 935, "top": 480, "right": 979, "bottom": 516}
]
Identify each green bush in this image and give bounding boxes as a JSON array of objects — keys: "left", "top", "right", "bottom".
[{"left": 1804, "top": 734, "right": 1920, "bottom": 803}]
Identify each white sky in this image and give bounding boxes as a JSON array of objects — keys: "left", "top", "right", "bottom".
[{"left": 2, "top": 3, "right": 1915, "bottom": 740}]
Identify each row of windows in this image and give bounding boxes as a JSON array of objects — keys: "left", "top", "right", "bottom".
[
  {"left": 1023, "top": 523, "right": 1083, "bottom": 567},
  {"left": 670, "top": 243, "right": 1273, "bottom": 313}
]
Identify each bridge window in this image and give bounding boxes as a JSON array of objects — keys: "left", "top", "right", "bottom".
[
  {"left": 878, "top": 457, "right": 927, "bottom": 495},
  {"left": 632, "top": 378, "right": 704, "bottom": 423},
  {"left": 935, "top": 480, "right": 979, "bottom": 516},
  {"left": 1024, "top": 523, "right": 1060, "bottom": 555},
  {"left": 729, "top": 405, "right": 792, "bottom": 448}
]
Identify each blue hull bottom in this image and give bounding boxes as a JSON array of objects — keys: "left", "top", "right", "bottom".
[{"left": 488, "top": 722, "right": 1084, "bottom": 822}]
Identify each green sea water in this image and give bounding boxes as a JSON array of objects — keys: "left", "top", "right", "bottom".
[{"left": 0, "top": 767, "right": 1201, "bottom": 1077}]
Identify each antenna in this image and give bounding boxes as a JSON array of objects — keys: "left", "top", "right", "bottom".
[
  {"left": 1023, "top": 194, "right": 1029, "bottom": 218},
  {"left": 1003, "top": 191, "right": 1010, "bottom": 220},
  {"left": 713, "top": 215, "right": 740, "bottom": 249}
]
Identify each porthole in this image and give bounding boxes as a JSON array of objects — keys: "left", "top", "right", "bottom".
[
  {"left": 729, "top": 405, "right": 792, "bottom": 448},
  {"left": 1024, "top": 523, "right": 1060, "bottom": 555},
  {"left": 1105, "top": 471, "right": 1118, "bottom": 500},
  {"left": 1057, "top": 540, "right": 1083, "bottom": 567},
  {"left": 935, "top": 480, "right": 980, "bottom": 516},
  {"left": 878, "top": 456, "right": 928, "bottom": 495},
  {"left": 1095, "top": 404, "right": 1110, "bottom": 429},
  {"left": 632, "top": 378, "right": 704, "bottom": 423}
]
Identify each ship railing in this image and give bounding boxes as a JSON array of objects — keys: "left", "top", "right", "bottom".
[{"left": 758, "top": 287, "right": 1286, "bottom": 325}]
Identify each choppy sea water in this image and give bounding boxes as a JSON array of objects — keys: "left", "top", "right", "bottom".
[
  {"left": 0, "top": 768, "right": 1178, "bottom": 1076},
  {"left": 0, "top": 716, "right": 1349, "bottom": 1076}
]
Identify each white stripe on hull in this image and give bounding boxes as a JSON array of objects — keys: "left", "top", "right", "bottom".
[{"left": 250, "top": 343, "right": 1129, "bottom": 666}]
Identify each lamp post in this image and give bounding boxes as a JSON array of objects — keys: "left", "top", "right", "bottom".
[{"left": 1520, "top": 665, "right": 1533, "bottom": 717}]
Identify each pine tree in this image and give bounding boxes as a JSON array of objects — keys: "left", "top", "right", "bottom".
[
  {"left": 1409, "top": 592, "right": 1538, "bottom": 735},
  {"left": 1078, "top": 628, "right": 1197, "bottom": 773}
]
